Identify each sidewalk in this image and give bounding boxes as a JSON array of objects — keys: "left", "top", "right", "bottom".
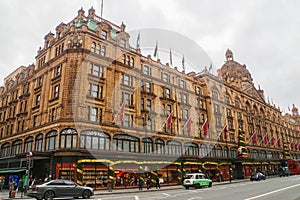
[{"left": 0, "top": 179, "right": 248, "bottom": 199}]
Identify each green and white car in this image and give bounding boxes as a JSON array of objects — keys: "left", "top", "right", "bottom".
[{"left": 183, "top": 173, "right": 212, "bottom": 189}]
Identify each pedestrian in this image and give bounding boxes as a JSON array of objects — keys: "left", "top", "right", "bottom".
[
  {"left": 155, "top": 177, "right": 160, "bottom": 189},
  {"left": 146, "top": 176, "right": 151, "bottom": 190},
  {"left": 17, "top": 179, "right": 24, "bottom": 198},
  {"left": 9, "top": 178, "right": 15, "bottom": 198},
  {"left": 0, "top": 176, "right": 4, "bottom": 191},
  {"left": 107, "top": 178, "right": 113, "bottom": 192},
  {"left": 137, "top": 177, "right": 143, "bottom": 190}
]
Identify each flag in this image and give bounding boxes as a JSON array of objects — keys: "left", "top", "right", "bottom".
[
  {"left": 187, "top": 117, "right": 191, "bottom": 134},
  {"left": 223, "top": 125, "right": 228, "bottom": 140},
  {"left": 167, "top": 112, "right": 173, "bottom": 130},
  {"left": 263, "top": 134, "right": 268, "bottom": 145},
  {"left": 277, "top": 138, "right": 281, "bottom": 147},
  {"left": 182, "top": 55, "right": 185, "bottom": 72},
  {"left": 153, "top": 40, "right": 158, "bottom": 57},
  {"left": 298, "top": 144, "right": 300, "bottom": 151},
  {"left": 169, "top": 48, "right": 173, "bottom": 66},
  {"left": 202, "top": 119, "right": 208, "bottom": 137},
  {"left": 252, "top": 132, "right": 257, "bottom": 144},
  {"left": 136, "top": 32, "right": 140, "bottom": 49},
  {"left": 119, "top": 102, "right": 125, "bottom": 122},
  {"left": 217, "top": 69, "right": 221, "bottom": 76},
  {"left": 290, "top": 140, "right": 294, "bottom": 150},
  {"left": 270, "top": 135, "right": 275, "bottom": 146},
  {"left": 209, "top": 63, "right": 213, "bottom": 72}
]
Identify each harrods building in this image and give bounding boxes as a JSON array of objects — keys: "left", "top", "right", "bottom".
[{"left": 0, "top": 7, "right": 299, "bottom": 189}]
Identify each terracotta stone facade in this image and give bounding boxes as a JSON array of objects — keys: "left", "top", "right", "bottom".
[{"left": 0, "top": 7, "right": 299, "bottom": 188}]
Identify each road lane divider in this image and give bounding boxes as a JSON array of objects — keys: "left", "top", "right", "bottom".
[{"left": 244, "top": 183, "right": 300, "bottom": 200}]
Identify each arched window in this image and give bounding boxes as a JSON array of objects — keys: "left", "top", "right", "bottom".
[
  {"left": 217, "top": 146, "right": 223, "bottom": 157},
  {"left": 224, "top": 146, "right": 229, "bottom": 157},
  {"left": 35, "top": 134, "right": 43, "bottom": 151},
  {"left": 142, "top": 137, "right": 153, "bottom": 153},
  {"left": 208, "top": 145, "right": 215, "bottom": 157},
  {"left": 60, "top": 128, "right": 78, "bottom": 149},
  {"left": 91, "top": 42, "right": 96, "bottom": 53},
  {"left": 212, "top": 89, "right": 219, "bottom": 100},
  {"left": 101, "top": 46, "right": 106, "bottom": 57},
  {"left": 24, "top": 137, "right": 33, "bottom": 153},
  {"left": 12, "top": 140, "right": 22, "bottom": 156},
  {"left": 80, "top": 130, "right": 110, "bottom": 150},
  {"left": 130, "top": 57, "right": 134, "bottom": 67},
  {"left": 230, "top": 147, "right": 237, "bottom": 158},
  {"left": 155, "top": 139, "right": 164, "bottom": 154},
  {"left": 1, "top": 143, "right": 10, "bottom": 157},
  {"left": 166, "top": 140, "right": 182, "bottom": 155},
  {"left": 122, "top": 54, "right": 126, "bottom": 64},
  {"left": 96, "top": 44, "right": 101, "bottom": 54},
  {"left": 200, "top": 144, "right": 207, "bottom": 157},
  {"left": 45, "top": 130, "right": 57, "bottom": 151},
  {"left": 184, "top": 142, "right": 198, "bottom": 156},
  {"left": 126, "top": 55, "right": 130, "bottom": 65},
  {"left": 113, "top": 134, "right": 139, "bottom": 153}
]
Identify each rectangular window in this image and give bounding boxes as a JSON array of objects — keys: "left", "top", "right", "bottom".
[
  {"left": 36, "top": 95, "right": 41, "bottom": 106},
  {"left": 141, "top": 98, "right": 144, "bottom": 110},
  {"left": 92, "top": 84, "right": 99, "bottom": 98},
  {"left": 53, "top": 85, "right": 59, "bottom": 98},
  {"left": 196, "top": 86, "right": 201, "bottom": 95},
  {"left": 123, "top": 74, "right": 133, "bottom": 86},
  {"left": 54, "top": 65, "right": 61, "bottom": 77},
  {"left": 90, "top": 63, "right": 104, "bottom": 77},
  {"left": 179, "top": 80, "right": 185, "bottom": 88},
  {"left": 101, "top": 30, "right": 107, "bottom": 40},
  {"left": 91, "top": 107, "right": 98, "bottom": 122},
  {"left": 145, "top": 82, "right": 151, "bottom": 93},
  {"left": 121, "top": 39, "right": 126, "bottom": 48},
  {"left": 143, "top": 65, "right": 150, "bottom": 75},
  {"left": 51, "top": 108, "right": 56, "bottom": 122},
  {"left": 123, "top": 92, "right": 131, "bottom": 106},
  {"left": 163, "top": 73, "right": 169, "bottom": 82},
  {"left": 146, "top": 99, "right": 151, "bottom": 111},
  {"left": 124, "top": 114, "right": 130, "bottom": 127},
  {"left": 33, "top": 115, "right": 37, "bottom": 127}
]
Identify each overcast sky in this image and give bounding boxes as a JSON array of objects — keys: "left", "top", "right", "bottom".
[{"left": 0, "top": 0, "right": 299, "bottom": 113}]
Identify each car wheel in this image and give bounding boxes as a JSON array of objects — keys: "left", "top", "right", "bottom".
[
  {"left": 82, "top": 189, "right": 91, "bottom": 199},
  {"left": 208, "top": 182, "right": 212, "bottom": 188},
  {"left": 184, "top": 186, "right": 189, "bottom": 189},
  {"left": 44, "top": 190, "right": 55, "bottom": 200}
]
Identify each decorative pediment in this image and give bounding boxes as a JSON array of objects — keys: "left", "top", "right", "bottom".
[{"left": 243, "top": 84, "right": 265, "bottom": 102}]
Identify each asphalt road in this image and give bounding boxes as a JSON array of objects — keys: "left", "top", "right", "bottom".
[{"left": 94, "top": 176, "right": 300, "bottom": 200}]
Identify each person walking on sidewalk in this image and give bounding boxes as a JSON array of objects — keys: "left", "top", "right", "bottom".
[
  {"left": 9, "top": 178, "right": 15, "bottom": 198},
  {"left": 137, "top": 177, "right": 143, "bottom": 191},
  {"left": 17, "top": 178, "right": 24, "bottom": 198},
  {"left": 155, "top": 177, "right": 160, "bottom": 189},
  {"left": 107, "top": 178, "right": 113, "bottom": 192},
  {"left": 146, "top": 176, "right": 151, "bottom": 190}
]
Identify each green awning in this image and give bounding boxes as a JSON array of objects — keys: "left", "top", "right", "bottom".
[{"left": 0, "top": 168, "right": 26, "bottom": 174}]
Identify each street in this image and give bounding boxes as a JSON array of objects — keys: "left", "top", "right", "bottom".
[
  {"left": 94, "top": 176, "right": 300, "bottom": 200},
  {"left": 1, "top": 176, "right": 300, "bottom": 200}
]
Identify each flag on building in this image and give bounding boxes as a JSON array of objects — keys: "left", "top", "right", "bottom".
[
  {"left": 252, "top": 132, "right": 257, "bottom": 144},
  {"left": 263, "top": 134, "right": 268, "bottom": 145},
  {"left": 270, "top": 135, "right": 275, "bottom": 146},
  {"left": 202, "top": 119, "right": 209, "bottom": 137},
  {"left": 187, "top": 117, "right": 191, "bottom": 134},
  {"left": 169, "top": 48, "right": 173, "bottom": 66},
  {"left": 119, "top": 102, "right": 125, "bottom": 122},
  {"left": 277, "top": 138, "right": 281, "bottom": 148},
  {"left": 223, "top": 125, "right": 228, "bottom": 140},
  {"left": 167, "top": 112, "right": 173, "bottom": 130},
  {"left": 136, "top": 32, "right": 140, "bottom": 49},
  {"left": 153, "top": 40, "right": 158, "bottom": 57},
  {"left": 182, "top": 55, "right": 185, "bottom": 72}
]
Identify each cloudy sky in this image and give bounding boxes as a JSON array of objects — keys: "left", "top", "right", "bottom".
[{"left": 0, "top": 0, "right": 299, "bottom": 113}]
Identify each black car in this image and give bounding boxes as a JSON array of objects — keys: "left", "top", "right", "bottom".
[
  {"left": 250, "top": 172, "right": 266, "bottom": 181},
  {"left": 279, "top": 167, "right": 291, "bottom": 177},
  {"left": 27, "top": 179, "right": 94, "bottom": 200}
]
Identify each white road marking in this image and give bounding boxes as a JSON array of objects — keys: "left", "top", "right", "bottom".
[
  {"left": 187, "top": 197, "right": 203, "bottom": 200},
  {"left": 134, "top": 196, "right": 140, "bottom": 200},
  {"left": 244, "top": 183, "right": 300, "bottom": 200},
  {"left": 162, "top": 193, "right": 170, "bottom": 196}
]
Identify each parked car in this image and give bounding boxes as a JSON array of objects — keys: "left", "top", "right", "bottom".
[
  {"left": 27, "top": 179, "right": 94, "bottom": 200},
  {"left": 183, "top": 173, "right": 212, "bottom": 189},
  {"left": 279, "top": 167, "right": 291, "bottom": 177},
  {"left": 250, "top": 172, "right": 266, "bottom": 181}
]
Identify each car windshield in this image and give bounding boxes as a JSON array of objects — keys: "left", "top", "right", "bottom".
[{"left": 185, "top": 175, "right": 194, "bottom": 179}]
